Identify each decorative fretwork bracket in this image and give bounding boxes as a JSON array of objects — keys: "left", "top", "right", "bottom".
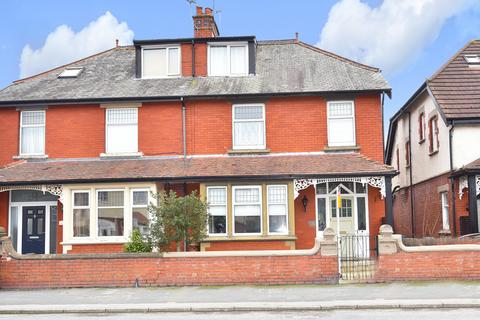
[
  {"left": 0, "top": 184, "right": 63, "bottom": 202},
  {"left": 458, "top": 175, "right": 480, "bottom": 199},
  {"left": 293, "top": 176, "right": 386, "bottom": 199}
]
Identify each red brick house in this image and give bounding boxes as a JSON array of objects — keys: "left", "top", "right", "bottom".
[
  {"left": 386, "top": 40, "right": 480, "bottom": 237},
  {"left": 0, "top": 7, "right": 393, "bottom": 254}
]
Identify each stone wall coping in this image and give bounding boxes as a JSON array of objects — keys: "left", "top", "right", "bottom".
[
  {"left": 393, "top": 235, "right": 480, "bottom": 252},
  {"left": 1, "top": 235, "right": 330, "bottom": 260}
]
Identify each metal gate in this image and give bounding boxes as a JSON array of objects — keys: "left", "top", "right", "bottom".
[{"left": 339, "top": 234, "right": 378, "bottom": 281}]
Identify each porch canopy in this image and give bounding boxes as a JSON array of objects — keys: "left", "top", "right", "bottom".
[
  {"left": 0, "top": 153, "right": 395, "bottom": 187},
  {"left": 453, "top": 157, "right": 480, "bottom": 233}
]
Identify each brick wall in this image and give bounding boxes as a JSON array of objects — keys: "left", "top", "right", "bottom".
[
  {"left": 294, "top": 186, "right": 317, "bottom": 249},
  {"left": 377, "top": 250, "right": 480, "bottom": 281},
  {"left": 0, "top": 245, "right": 338, "bottom": 289},
  {"left": 0, "top": 108, "right": 19, "bottom": 166},
  {"left": 392, "top": 173, "right": 453, "bottom": 237}
]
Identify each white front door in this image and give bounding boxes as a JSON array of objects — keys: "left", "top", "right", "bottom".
[{"left": 329, "top": 196, "right": 355, "bottom": 235}]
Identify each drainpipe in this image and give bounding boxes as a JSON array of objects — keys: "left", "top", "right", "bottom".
[
  {"left": 381, "top": 93, "right": 385, "bottom": 162},
  {"left": 407, "top": 111, "right": 415, "bottom": 237},
  {"left": 181, "top": 97, "right": 187, "bottom": 159},
  {"left": 449, "top": 123, "right": 457, "bottom": 236}
]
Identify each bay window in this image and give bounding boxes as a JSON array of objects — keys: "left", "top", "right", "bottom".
[
  {"left": 72, "top": 191, "right": 90, "bottom": 237},
  {"left": 20, "top": 110, "right": 45, "bottom": 156},
  {"left": 267, "top": 185, "right": 288, "bottom": 234},
  {"left": 142, "top": 46, "right": 180, "bottom": 78},
  {"left": 327, "top": 101, "right": 355, "bottom": 147},
  {"left": 207, "top": 186, "right": 227, "bottom": 235},
  {"left": 132, "top": 190, "right": 149, "bottom": 236},
  {"left": 106, "top": 108, "right": 138, "bottom": 154},
  {"left": 208, "top": 44, "right": 248, "bottom": 76},
  {"left": 233, "top": 186, "right": 262, "bottom": 234},
  {"left": 97, "top": 190, "right": 124, "bottom": 237},
  {"left": 232, "top": 104, "right": 265, "bottom": 150}
]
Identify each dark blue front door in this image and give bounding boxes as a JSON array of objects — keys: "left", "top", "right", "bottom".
[{"left": 22, "top": 206, "right": 45, "bottom": 254}]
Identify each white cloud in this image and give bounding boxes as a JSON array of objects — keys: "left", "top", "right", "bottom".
[
  {"left": 20, "top": 11, "right": 134, "bottom": 78},
  {"left": 318, "top": 0, "right": 476, "bottom": 74}
]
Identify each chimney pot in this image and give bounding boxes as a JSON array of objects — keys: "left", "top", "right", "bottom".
[
  {"left": 205, "top": 7, "right": 213, "bottom": 15},
  {"left": 295, "top": 32, "right": 299, "bottom": 43},
  {"left": 115, "top": 39, "right": 119, "bottom": 47},
  {"left": 196, "top": 6, "right": 203, "bottom": 15}
]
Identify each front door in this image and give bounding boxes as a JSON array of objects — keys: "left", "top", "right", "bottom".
[
  {"left": 329, "top": 196, "right": 355, "bottom": 235},
  {"left": 22, "top": 206, "right": 46, "bottom": 254}
]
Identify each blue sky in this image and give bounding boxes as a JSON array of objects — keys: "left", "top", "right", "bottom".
[{"left": 0, "top": 0, "right": 479, "bottom": 124}]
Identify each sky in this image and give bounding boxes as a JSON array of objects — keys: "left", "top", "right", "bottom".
[{"left": 0, "top": 0, "right": 479, "bottom": 126}]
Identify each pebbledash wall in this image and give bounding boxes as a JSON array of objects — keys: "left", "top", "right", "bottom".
[{"left": 3, "top": 226, "right": 480, "bottom": 288}]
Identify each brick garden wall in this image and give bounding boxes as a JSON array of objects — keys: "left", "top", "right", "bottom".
[{"left": 0, "top": 239, "right": 338, "bottom": 289}]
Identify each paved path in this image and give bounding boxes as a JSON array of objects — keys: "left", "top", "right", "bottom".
[{"left": 1, "top": 281, "right": 480, "bottom": 314}]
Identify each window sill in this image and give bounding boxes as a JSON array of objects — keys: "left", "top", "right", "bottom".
[
  {"left": 62, "top": 238, "right": 128, "bottom": 245},
  {"left": 13, "top": 154, "right": 48, "bottom": 160},
  {"left": 203, "top": 235, "right": 297, "bottom": 242},
  {"left": 227, "top": 149, "right": 270, "bottom": 155},
  {"left": 429, "top": 150, "right": 439, "bottom": 157},
  {"left": 100, "top": 152, "right": 143, "bottom": 159},
  {"left": 324, "top": 145, "right": 360, "bottom": 152}
]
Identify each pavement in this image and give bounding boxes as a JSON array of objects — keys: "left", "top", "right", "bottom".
[{"left": 1, "top": 281, "right": 480, "bottom": 314}]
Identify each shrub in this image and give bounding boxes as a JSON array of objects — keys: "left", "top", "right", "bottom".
[{"left": 124, "top": 229, "right": 152, "bottom": 253}]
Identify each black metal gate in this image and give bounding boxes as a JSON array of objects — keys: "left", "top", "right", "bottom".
[{"left": 339, "top": 234, "right": 378, "bottom": 281}]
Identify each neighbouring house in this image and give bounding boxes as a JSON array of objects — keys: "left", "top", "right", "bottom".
[
  {"left": 0, "top": 7, "right": 394, "bottom": 255},
  {"left": 385, "top": 40, "right": 480, "bottom": 238}
]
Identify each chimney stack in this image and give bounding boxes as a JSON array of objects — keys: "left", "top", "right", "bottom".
[{"left": 193, "top": 6, "right": 219, "bottom": 38}]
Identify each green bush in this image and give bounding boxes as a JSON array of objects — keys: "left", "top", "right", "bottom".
[{"left": 124, "top": 229, "right": 152, "bottom": 253}]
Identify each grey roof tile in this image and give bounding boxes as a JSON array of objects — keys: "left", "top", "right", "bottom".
[{"left": 0, "top": 40, "right": 390, "bottom": 104}]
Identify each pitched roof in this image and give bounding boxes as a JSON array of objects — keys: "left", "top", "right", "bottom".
[
  {"left": 428, "top": 40, "right": 480, "bottom": 120},
  {"left": 0, "top": 40, "right": 390, "bottom": 106},
  {"left": 0, "top": 153, "right": 395, "bottom": 185}
]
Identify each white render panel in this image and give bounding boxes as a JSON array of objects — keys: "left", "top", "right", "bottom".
[{"left": 451, "top": 125, "right": 480, "bottom": 170}]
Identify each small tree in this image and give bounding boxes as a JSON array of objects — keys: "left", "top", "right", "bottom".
[
  {"left": 124, "top": 229, "right": 152, "bottom": 253},
  {"left": 149, "top": 190, "right": 208, "bottom": 252}
]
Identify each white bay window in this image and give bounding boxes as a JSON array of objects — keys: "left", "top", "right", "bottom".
[
  {"left": 267, "top": 185, "right": 288, "bottom": 234},
  {"left": 106, "top": 108, "right": 138, "bottom": 154},
  {"left": 208, "top": 44, "right": 248, "bottom": 76},
  {"left": 132, "top": 189, "right": 149, "bottom": 236},
  {"left": 97, "top": 190, "right": 125, "bottom": 237},
  {"left": 207, "top": 187, "right": 227, "bottom": 235},
  {"left": 327, "top": 101, "right": 356, "bottom": 147},
  {"left": 20, "top": 110, "right": 45, "bottom": 156},
  {"left": 72, "top": 191, "right": 90, "bottom": 237},
  {"left": 232, "top": 104, "right": 265, "bottom": 150},
  {"left": 233, "top": 186, "right": 262, "bottom": 235}
]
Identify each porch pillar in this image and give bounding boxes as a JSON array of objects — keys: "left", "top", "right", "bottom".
[
  {"left": 385, "top": 176, "right": 394, "bottom": 227},
  {"left": 468, "top": 175, "right": 479, "bottom": 233}
]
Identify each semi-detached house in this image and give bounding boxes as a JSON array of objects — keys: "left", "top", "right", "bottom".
[{"left": 0, "top": 7, "right": 394, "bottom": 254}]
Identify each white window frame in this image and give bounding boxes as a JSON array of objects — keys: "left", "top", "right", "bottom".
[
  {"left": 206, "top": 186, "right": 228, "bottom": 236},
  {"left": 96, "top": 189, "right": 126, "bottom": 239},
  {"left": 105, "top": 108, "right": 138, "bottom": 155},
  {"left": 327, "top": 100, "right": 356, "bottom": 147},
  {"left": 72, "top": 190, "right": 91, "bottom": 238},
  {"left": 131, "top": 188, "right": 150, "bottom": 235},
  {"left": 441, "top": 192, "right": 450, "bottom": 230},
  {"left": 232, "top": 185, "right": 263, "bottom": 236},
  {"left": 19, "top": 110, "right": 46, "bottom": 156},
  {"left": 208, "top": 42, "right": 249, "bottom": 76},
  {"left": 141, "top": 45, "right": 181, "bottom": 79},
  {"left": 267, "top": 184, "right": 289, "bottom": 235},
  {"left": 232, "top": 103, "right": 266, "bottom": 150}
]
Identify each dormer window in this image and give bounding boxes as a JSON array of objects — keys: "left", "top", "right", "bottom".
[
  {"left": 142, "top": 46, "right": 181, "bottom": 78},
  {"left": 208, "top": 43, "right": 248, "bottom": 76},
  {"left": 58, "top": 67, "right": 83, "bottom": 78},
  {"left": 464, "top": 54, "right": 480, "bottom": 65}
]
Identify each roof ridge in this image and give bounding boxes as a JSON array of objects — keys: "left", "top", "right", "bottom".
[
  {"left": 297, "top": 41, "right": 380, "bottom": 72},
  {"left": 428, "top": 39, "right": 477, "bottom": 82},
  {"left": 12, "top": 45, "right": 134, "bottom": 85}
]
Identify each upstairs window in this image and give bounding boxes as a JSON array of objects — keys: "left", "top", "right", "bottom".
[
  {"left": 142, "top": 46, "right": 180, "bottom": 78},
  {"left": 208, "top": 44, "right": 248, "bottom": 76},
  {"left": 106, "top": 108, "right": 138, "bottom": 154},
  {"left": 327, "top": 101, "right": 356, "bottom": 147},
  {"left": 232, "top": 104, "right": 265, "bottom": 150},
  {"left": 20, "top": 110, "right": 45, "bottom": 156},
  {"left": 405, "top": 141, "right": 411, "bottom": 167},
  {"left": 418, "top": 112, "right": 425, "bottom": 142},
  {"left": 428, "top": 115, "right": 439, "bottom": 154}
]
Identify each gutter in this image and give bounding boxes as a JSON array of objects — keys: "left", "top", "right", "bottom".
[
  {"left": 449, "top": 124, "right": 457, "bottom": 236},
  {"left": 181, "top": 97, "right": 187, "bottom": 159}
]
